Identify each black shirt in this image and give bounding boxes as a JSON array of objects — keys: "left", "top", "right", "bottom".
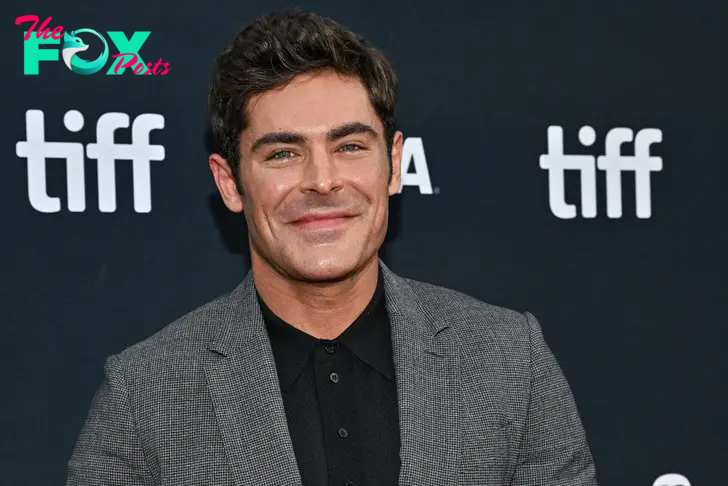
[{"left": 256, "top": 268, "right": 401, "bottom": 486}]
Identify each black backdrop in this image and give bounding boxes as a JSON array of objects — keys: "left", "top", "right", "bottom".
[{"left": 3, "top": 1, "right": 727, "bottom": 484}]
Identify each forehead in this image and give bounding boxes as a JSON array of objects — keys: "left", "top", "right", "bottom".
[{"left": 242, "top": 71, "right": 381, "bottom": 141}]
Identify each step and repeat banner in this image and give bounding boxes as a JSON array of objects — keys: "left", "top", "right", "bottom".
[{"left": 2, "top": 0, "right": 726, "bottom": 484}]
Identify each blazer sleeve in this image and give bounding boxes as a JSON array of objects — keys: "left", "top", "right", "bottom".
[
  {"left": 510, "top": 312, "right": 599, "bottom": 485},
  {"left": 66, "top": 354, "right": 152, "bottom": 486}
]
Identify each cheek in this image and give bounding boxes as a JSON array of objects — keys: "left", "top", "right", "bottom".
[
  {"left": 246, "top": 170, "right": 296, "bottom": 209},
  {"left": 348, "top": 154, "right": 390, "bottom": 188},
  {"left": 348, "top": 164, "right": 391, "bottom": 224}
]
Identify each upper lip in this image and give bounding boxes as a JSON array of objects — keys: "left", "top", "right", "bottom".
[{"left": 293, "top": 210, "right": 358, "bottom": 223}]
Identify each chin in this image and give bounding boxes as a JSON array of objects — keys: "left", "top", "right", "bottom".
[{"left": 291, "top": 252, "right": 363, "bottom": 282}]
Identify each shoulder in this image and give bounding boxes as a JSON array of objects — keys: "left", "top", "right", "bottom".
[
  {"left": 110, "top": 290, "right": 234, "bottom": 370},
  {"left": 402, "top": 276, "right": 541, "bottom": 414},
  {"left": 403, "top": 276, "right": 535, "bottom": 354}
]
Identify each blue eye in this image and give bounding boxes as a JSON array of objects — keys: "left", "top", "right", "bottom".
[
  {"left": 339, "top": 144, "right": 363, "bottom": 152},
  {"left": 269, "top": 150, "right": 295, "bottom": 160}
]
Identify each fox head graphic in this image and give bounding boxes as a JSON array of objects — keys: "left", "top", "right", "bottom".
[
  {"left": 61, "top": 31, "right": 89, "bottom": 70},
  {"left": 60, "top": 29, "right": 109, "bottom": 75}
]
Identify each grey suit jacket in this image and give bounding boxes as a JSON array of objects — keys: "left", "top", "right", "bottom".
[{"left": 66, "top": 259, "right": 598, "bottom": 485}]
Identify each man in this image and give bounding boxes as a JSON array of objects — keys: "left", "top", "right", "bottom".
[{"left": 67, "top": 9, "right": 597, "bottom": 486}]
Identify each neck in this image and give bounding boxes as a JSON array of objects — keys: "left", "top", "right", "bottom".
[{"left": 251, "top": 253, "right": 380, "bottom": 340}]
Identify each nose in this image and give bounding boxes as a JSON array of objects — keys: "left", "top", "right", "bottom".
[{"left": 299, "top": 147, "right": 343, "bottom": 194}]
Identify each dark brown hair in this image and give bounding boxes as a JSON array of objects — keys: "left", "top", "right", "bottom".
[{"left": 207, "top": 9, "right": 398, "bottom": 190}]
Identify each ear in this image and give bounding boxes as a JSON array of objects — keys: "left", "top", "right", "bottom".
[
  {"left": 209, "top": 153, "right": 244, "bottom": 213},
  {"left": 388, "top": 130, "right": 404, "bottom": 196}
]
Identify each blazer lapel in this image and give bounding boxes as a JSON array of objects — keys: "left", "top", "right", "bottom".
[
  {"left": 201, "top": 259, "right": 461, "bottom": 486},
  {"left": 203, "top": 271, "right": 302, "bottom": 486},
  {"left": 379, "top": 260, "right": 461, "bottom": 486}
]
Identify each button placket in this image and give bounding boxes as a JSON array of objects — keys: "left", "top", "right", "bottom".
[{"left": 313, "top": 341, "right": 363, "bottom": 485}]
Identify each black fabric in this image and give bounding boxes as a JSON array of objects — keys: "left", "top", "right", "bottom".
[{"left": 256, "top": 267, "right": 401, "bottom": 486}]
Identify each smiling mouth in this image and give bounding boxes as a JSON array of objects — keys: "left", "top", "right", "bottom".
[{"left": 292, "top": 215, "right": 357, "bottom": 230}]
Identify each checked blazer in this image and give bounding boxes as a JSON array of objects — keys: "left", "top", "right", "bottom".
[{"left": 66, "top": 258, "right": 598, "bottom": 485}]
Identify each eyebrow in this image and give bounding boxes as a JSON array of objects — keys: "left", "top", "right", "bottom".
[{"left": 250, "top": 122, "right": 379, "bottom": 153}]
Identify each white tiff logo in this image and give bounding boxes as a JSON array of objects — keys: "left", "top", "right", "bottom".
[
  {"left": 16, "top": 109, "right": 165, "bottom": 213},
  {"left": 654, "top": 473, "right": 690, "bottom": 486},
  {"left": 539, "top": 125, "right": 663, "bottom": 219}
]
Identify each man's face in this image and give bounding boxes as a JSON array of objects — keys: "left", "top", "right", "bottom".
[{"left": 210, "top": 70, "right": 402, "bottom": 282}]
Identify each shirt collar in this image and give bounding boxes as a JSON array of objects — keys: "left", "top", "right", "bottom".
[{"left": 257, "top": 265, "right": 394, "bottom": 392}]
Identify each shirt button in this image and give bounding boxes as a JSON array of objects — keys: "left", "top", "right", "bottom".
[
  {"left": 329, "top": 372, "right": 339, "bottom": 383},
  {"left": 337, "top": 427, "right": 348, "bottom": 438},
  {"left": 324, "top": 343, "right": 337, "bottom": 354}
]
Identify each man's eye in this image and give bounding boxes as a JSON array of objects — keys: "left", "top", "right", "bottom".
[
  {"left": 268, "top": 150, "right": 295, "bottom": 161},
  {"left": 339, "top": 144, "right": 364, "bottom": 153}
]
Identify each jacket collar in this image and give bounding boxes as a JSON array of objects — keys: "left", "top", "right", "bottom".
[
  {"left": 208, "top": 258, "right": 450, "bottom": 358},
  {"left": 204, "top": 257, "right": 460, "bottom": 486}
]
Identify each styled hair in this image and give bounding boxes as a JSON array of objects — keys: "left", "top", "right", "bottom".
[{"left": 207, "top": 9, "right": 398, "bottom": 189}]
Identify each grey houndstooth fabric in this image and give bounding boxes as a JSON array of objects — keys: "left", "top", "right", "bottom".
[{"left": 66, "top": 258, "right": 598, "bottom": 485}]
